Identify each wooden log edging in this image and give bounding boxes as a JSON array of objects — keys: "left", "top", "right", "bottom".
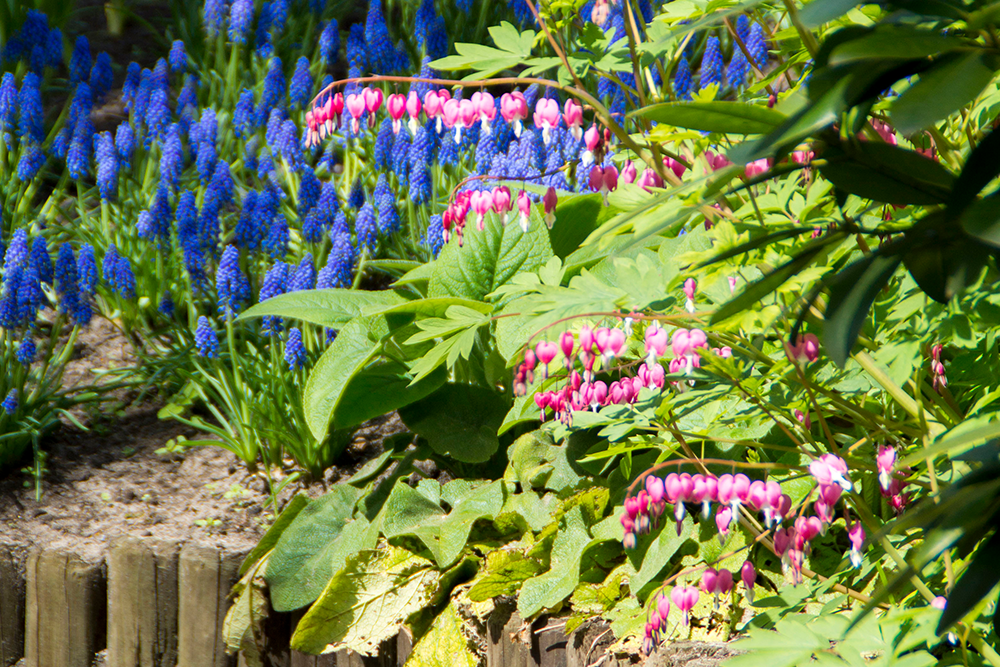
[
  {"left": 0, "top": 545, "right": 25, "bottom": 667},
  {"left": 1, "top": 540, "right": 727, "bottom": 667},
  {"left": 24, "top": 548, "right": 106, "bottom": 667},
  {"left": 107, "top": 537, "right": 179, "bottom": 667}
]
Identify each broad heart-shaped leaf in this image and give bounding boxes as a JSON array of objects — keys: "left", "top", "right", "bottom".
[
  {"left": 633, "top": 101, "right": 786, "bottom": 134},
  {"left": 398, "top": 384, "right": 509, "bottom": 463},
  {"left": 303, "top": 316, "right": 386, "bottom": 441},
  {"left": 264, "top": 484, "right": 365, "bottom": 611},
  {"left": 823, "top": 253, "right": 902, "bottom": 367},
  {"left": 428, "top": 209, "right": 553, "bottom": 301},
  {"left": 381, "top": 479, "right": 504, "bottom": 568},
  {"left": 237, "top": 289, "right": 405, "bottom": 329},
  {"left": 404, "top": 603, "right": 478, "bottom": 667},
  {"left": 239, "top": 494, "right": 310, "bottom": 576},
  {"left": 518, "top": 506, "right": 594, "bottom": 618},
  {"left": 819, "top": 142, "right": 955, "bottom": 205},
  {"left": 468, "top": 550, "right": 544, "bottom": 602},
  {"left": 892, "top": 52, "right": 997, "bottom": 135},
  {"left": 629, "top": 516, "right": 692, "bottom": 595},
  {"left": 938, "top": 529, "right": 1000, "bottom": 633},
  {"left": 331, "top": 360, "right": 447, "bottom": 431},
  {"left": 291, "top": 546, "right": 440, "bottom": 656}
]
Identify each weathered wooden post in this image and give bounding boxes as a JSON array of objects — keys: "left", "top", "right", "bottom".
[
  {"left": 178, "top": 543, "right": 244, "bottom": 667},
  {"left": 0, "top": 545, "right": 25, "bottom": 667},
  {"left": 107, "top": 537, "right": 180, "bottom": 667},
  {"left": 23, "top": 547, "right": 106, "bottom": 667}
]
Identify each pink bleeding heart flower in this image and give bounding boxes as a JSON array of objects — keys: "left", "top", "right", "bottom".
[
  {"left": 646, "top": 475, "right": 665, "bottom": 505},
  {"left": 716, "top": 474, "right": 734, "bottom": 506},
  {"left": 787, "top": 332, "right": 820, "bottom": 365},
  {"left": 741, "top": 561, "right": 756, "bottom": 602},
  {"left": 744, "top": 158, "right": 771, "bottom": 179},
  {"left": 620, "top": 160, "right": 637, "bottom": 184},
  {"left": 663, "top": 156, "right": 686, "bottom": 179},
  {"left": 645, "top": 325, "right": 668, "bottom": 361},
  {"left": 748, "top": 480, "right": 767, "bottom": 511},
  {"left": 559, "top": 331, "right": 575, "bottom": 362},
  {"left": 386, "top": 93, "right": 406, "bottom": 133},
  {"left": 656, "top": 593, "right": 671, "bottom": 627},
  {"left": 442, "top": 98, "right": 460, "bottom": 128},
  {"left": 794, "top": 409, "right": 811, "bottom": 429},
  {"left": 424, "top": 90, "right": 444, "bottom": 118},
  {"left": 456, "top": 98, "right": 477, "bottom": 141},
  {"left": 472, "top": 91, "right": 496, "bottom": 134},
  {"left": 701, "top": 567, "right": 719, "bottom": 594},
  {"left": 728, "top": 276, "right": 737, "bottom": 293},
  {"left": 346, "top": 93, "right": 366, "bottom": 133},
  {"left": 637, "top": 167, "right": 664, "bottom": 191},
  {"left": 605, "top": 328, "right": 626, "bottom": 359},
  {"left": 591, "top": 380, "right": 608, "bottom": 409},
  {"left": 715, "top": 507, "right": 732, "bottom": 544},
  {"left": 471, "top": 189, "right": 495, "bottom": 231},
  {"left": 493, "top": 186, "right": 513, "bottom": 225},
  {"left": 362, "top": 87, "right": 383, "bottom": 127},
  {"left": 876, "top": 445, "right": 896, "bottom": 492},
  {"left": 579, "top": 327, "right": 595, "bottom": 356},
  {"left": 583, "top": 124, "right": 602, "bottom": 164},
  {"left": 705, "top": 150, "right": 732, "bottom": 171},
  {"left": 543, "top": 186, "right": 558, "bottom": 228},
  {"left": 405, "top": 91, "right": 422, "bottom": 133},
  {"left": 716, "top": 569, "right": 733, "bottom": 595},
  {"left": 683, "top": 278, "right": 697, "bottom": 313},
  {"left": 535, "top": 341, "right": 558, "bottom": 373},
  {"left": 563, "top": 99, "right": 583, "bottom": 140},
  {"left": 516, "top": 190, "right": 532, "bottom": 232},
  {"left": 500, "top": 91, "right": 529, "bottom": 137},
  {"left": 672, "top": 329, "right": 691, "bottom": 358},
  {"left": 848, "top": 520, "right": 865, "bottom": 568},
  {"left": 533, "top": 98, "right": 561, "bottom": 144},
  {"left": 671, "top": 586, "right": 700, "bottom": 626},
  {"left": 732, "top": 474, "right": 751, "bottom": 507},
  {"left": 648, "top": 363, "right": 665, "bottom": 389},
  {"left": 931, "top": 596, "right": 947, "bottom": 611},
  {"left": 773, "top": 527, "right": 790, "bottom": 555}
]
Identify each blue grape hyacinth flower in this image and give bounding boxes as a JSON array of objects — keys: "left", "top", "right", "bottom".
[
  {"left": 2, "top": 390, "right": 17, "bottom": 415},
  {"left": 216, "top": 245, "right": 250, "bottom": 318},
  {"left": 195, "top": 316, "right": 219, "bottom": 358},
  {"left": 285, "top": 327, "right": 307, "bottom": 370},
  {"left": 700, "top": 36, "right": 724, "bottom": 90}
]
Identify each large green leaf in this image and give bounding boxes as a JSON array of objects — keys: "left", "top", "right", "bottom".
[
  {"left": 239, "top": 494, "right": 310, "bottom": 576},
  {"left": 303, "top": 316, "right": 386, "bottom": 441},
  {"left": 264, "top": 484, "right": 365, "bottom": 611},
  {"left": 892, "top": 52, "right": 997, "bottom": 135},
  {"left": 819, "top": 143, "right": 955, "bottom": 205},
  {"left": 799, "top": 0, "right": 860, "bottom": 27},
  {"left": 468, "top": 550, "right": 544, "bottom": 601},
  {"left": 291, "top": 546, "right": 440, "bottom": 656},
  {"left": 428, "top": 209, "right": 553, "bottom": 301},
  {"left": 827, "top": 26, "right": 965, "bottom": 65},
  {"left": 938, "top": 530, "right": 1000, "bottom": 633},
  {"left": 634, "top": 101, "right": 786, "bottom": 134},
  {"left": 518, "top": 506, "right": 595, "bottom": 617},
  {"left": 398, "top": 384, "right": 509, "bottom": 463},
  {"left": 403, "top": 603, "right": 479, "bottom": 667},
  {"left": 332, "top": 360, "right": 447, "bottom": 430},
  {"left": 823, "top": 253, "right": 903, "bottom": 366},
  {"left": 961, "top": 197, "right": 1000, "bottom": 249},
  {"left": 381, "top": 479, "right": 504, "bottom": 568},
  {"left": 237, "top": 289, "right": 405, "bottom": 329},
  {"left": 547, "top": 193, "right": 617, "bottom": 259},
  {"left": 948, "top": 128, "right": 1000, "bottom": 211}
]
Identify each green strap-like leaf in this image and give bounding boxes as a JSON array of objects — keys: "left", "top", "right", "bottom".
[
  {"left": 948, "top": 128, "right": 1000, "bottom": 211},
  {"left": 823, "top": 253, "right": 902, "bottom": 366},
  {"left": 827, "top": 25, "right": 965, "bottom": 65},
  {"left": 632, "top": 101, "right": 787, "bottom": 134},
  {"left": 710, "top": 245, "right": 826, "bottom": 324},
  {"left": 938, "top": 529, "right": 1000, "bottom": 633},
  {"left": 819, "top": 142, "right": 955, "bottom": 205},
  {"left": 892, "top": 52, "right": 997, "bottom": 135}
]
